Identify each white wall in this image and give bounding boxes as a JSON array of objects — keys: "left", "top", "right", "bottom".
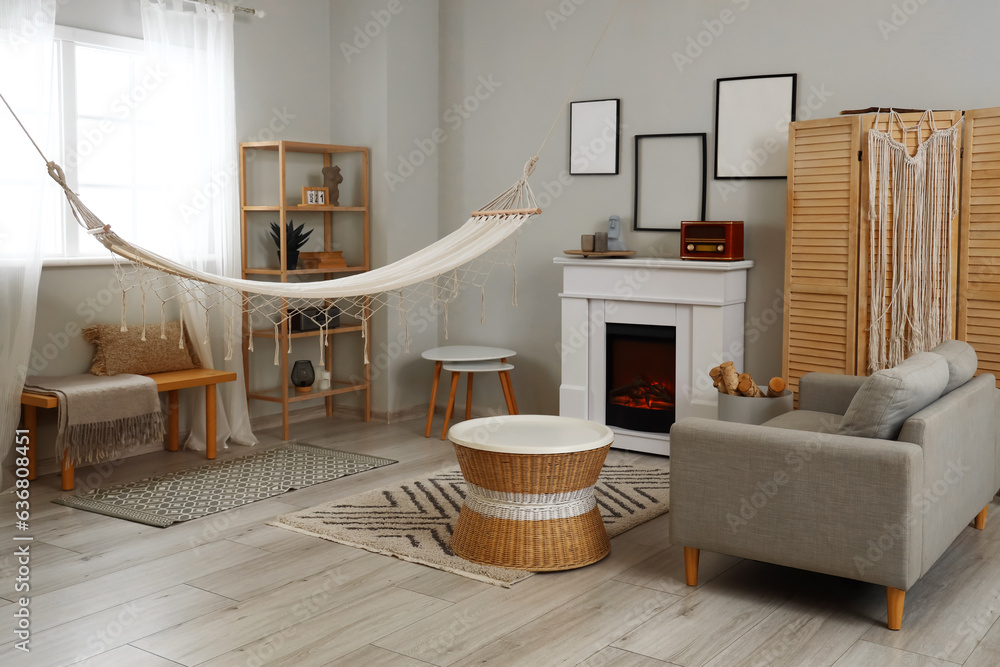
[
  {"left": 329, "top": 0, "right": 440, "bottom": 417},
  {"left": 436, "top": 0, "right": 1000, "bottom": 415}
]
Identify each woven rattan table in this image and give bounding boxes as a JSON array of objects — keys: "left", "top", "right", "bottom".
[{"left": 448, "top": 415, "right": 614, "bottom": 571}]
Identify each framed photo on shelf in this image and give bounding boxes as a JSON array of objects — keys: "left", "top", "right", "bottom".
[
  {"left": 301, "top": 186, "right": 329, "bottom": 206},
  {"left": 714, "top": 73, "right": 797, "bottom": 179},
  {"left": 633, "top": 133, "right": 707, "bottom": 231},
  {"left": 569, "top": 98, "right": 620, "bottom": 175}
]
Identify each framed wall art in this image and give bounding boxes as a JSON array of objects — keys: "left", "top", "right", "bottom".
[
  {"left": 569, "top": 98, "right": 620, "bottom": 175},
  {"left": 714, "top": 73, "right": 797, "bottom": 179},
  {"left": 633, "top": 133, "right": 707, "bottom": 231}
]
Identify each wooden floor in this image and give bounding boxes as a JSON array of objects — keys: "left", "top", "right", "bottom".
[{"left": 2, "top": 414, "right": 1000, "bottom": 666}]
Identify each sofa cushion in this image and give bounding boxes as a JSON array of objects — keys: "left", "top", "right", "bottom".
[
  {"left": 838, "top": 352, "right": 949, "bottom": 440},
  {"left": 930, "top": 339, "right": 978, "bottom": 394},
  {"left": 763, "top": 409, "right": 841, "bottom": 434}
]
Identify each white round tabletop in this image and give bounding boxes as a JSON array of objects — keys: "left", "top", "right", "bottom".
[
  {"left": 422, "top": 345, "right": 516, "bottom": 362},
  {"left": 448, "top": 415, "right": 614, "bottom": 454}
]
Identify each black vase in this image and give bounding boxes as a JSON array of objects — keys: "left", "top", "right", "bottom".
[
  {"left": 279, "top": 249, "right": 300, "bottom": 270},
  {"left": 290, "top": 360, "right": 315, "bottom": 390}
]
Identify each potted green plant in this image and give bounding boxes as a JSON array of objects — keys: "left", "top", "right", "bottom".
[{"left": 269, "top": 219, "right": 313, "bottom": 270}]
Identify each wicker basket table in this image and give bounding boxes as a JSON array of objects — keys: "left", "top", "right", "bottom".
[{"left": 448, "top": 415, "right": 614, "bottom": 571}]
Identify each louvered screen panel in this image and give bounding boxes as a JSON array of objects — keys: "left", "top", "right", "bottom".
[
  {"left": 783, "top": 117, "right": 861, "bottom": 401},
  {"left": 857, "top": 111, "right": 962, "bottom": 373},
  {"left": 959, "top": 107, "right": 1000, "bottom": 387}
]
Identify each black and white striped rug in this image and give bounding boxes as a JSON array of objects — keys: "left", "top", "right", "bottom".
[{"left": 270, "top": 463, "right": 669, "bottom": 586}]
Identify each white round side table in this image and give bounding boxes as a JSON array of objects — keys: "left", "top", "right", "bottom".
[
  {"left": 448, "top": 415, "right": 614, "bottom": 571},
  {"left": 422, "top": 346, "right": 517, "bottom": 439}
]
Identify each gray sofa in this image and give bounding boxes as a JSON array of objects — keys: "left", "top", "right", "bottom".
[{"left": 669, "top": 340, "right": 998, "bottom": 630}]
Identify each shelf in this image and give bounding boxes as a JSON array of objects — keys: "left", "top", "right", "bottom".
[
  {"left": 243, "top": 266, "right": 365, "bottom": 275},
  {"left": 240, "top": 138, "right": 371, "bottom": 441},
  {"left": 243, "top": 205, "right": 366, "bottom": 213},
  {"left": 242, "top": 139, "right": 367, "bottom": 154},
  {"left": 247, "top": 381, "right": 367, "bottom": 403},
  {"left": 289, "top": 205, "right": 366, "bottom": 212},
  {"left": 251, "top": 325, "right": 363, "bottom": 339}
]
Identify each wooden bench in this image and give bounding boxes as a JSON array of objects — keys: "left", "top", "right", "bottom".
[{"left": 20, "top": 368, "right": 238, "bottom": 491}]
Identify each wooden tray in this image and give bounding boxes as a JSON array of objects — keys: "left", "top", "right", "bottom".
[{"left": 563, "top": 250, "right": 636, "bottom": 258}]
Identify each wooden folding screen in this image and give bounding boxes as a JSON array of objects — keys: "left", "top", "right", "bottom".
[
  {"left": 958, "top": 107, "right": 1000, "bottom": 384},
  {"left": 784, "top": 108, "right": 999, "bottom": 399},
  {"left": 783, "top": 116, "right": 861, "bottom": 400}
]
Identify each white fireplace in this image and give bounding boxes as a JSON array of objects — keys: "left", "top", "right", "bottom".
[{"left": 556, "top": 257, "right": 753, "bottom": 456}]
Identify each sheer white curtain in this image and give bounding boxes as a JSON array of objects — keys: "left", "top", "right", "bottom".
[
  {"left": 140, "top": 0, "right": 255, "bottom": 449},
  {"left": 0, "top": 1, "right": 56, "bottom": 485}
]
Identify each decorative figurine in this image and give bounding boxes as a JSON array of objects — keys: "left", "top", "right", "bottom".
[
  {"left": 607, "top": 215, "right": 627, "bottom": 252},
  {"left": 322, "top": 166, "right": 343, "bottom": 206}
]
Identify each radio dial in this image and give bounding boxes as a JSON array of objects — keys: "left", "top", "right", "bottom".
[
  {"left": 717, "top": 244, "right": 725, "bottom": 252},
  {"left": 686, "top": 244, "right": 694, "bottom": 252}
]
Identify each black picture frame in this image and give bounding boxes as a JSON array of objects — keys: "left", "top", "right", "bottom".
[
  {"left": 569, "top": 98, "right": 621, "bottom": 175},
  {"left": 714, "top": 73, "right": 797, "bottom": 180},
  {"left": 633, "top": 133, "right": 707, "bottom": 232}
]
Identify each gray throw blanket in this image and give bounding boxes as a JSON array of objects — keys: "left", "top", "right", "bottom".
[{"left": 23, "top": 374, "right": 165, "bottom": 466}]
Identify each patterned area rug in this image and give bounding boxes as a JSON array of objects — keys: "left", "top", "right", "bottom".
[
  {"left": 54, "top": 444, "right": 396, "bottom": 527},
  {"left": 270, "top": 463, "right": 669, "bottom": 587}
]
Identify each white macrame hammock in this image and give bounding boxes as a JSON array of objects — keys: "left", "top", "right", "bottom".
[
  {"left": 53, "top": 153, "right": 539, "bottom": 365},
  {"left": 867, "top": 109, "right": 962, "bottom": 371}
]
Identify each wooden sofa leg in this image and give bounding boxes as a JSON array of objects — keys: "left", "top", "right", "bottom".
[
  {"left": 887, "top": 587, "right": 905, "bottom": 630},
  {"left": 975, "top": 506, "right": 988, "bottom": 530},
  {"left": 683, "top": 547, "right": 700, "bottom": 586}
]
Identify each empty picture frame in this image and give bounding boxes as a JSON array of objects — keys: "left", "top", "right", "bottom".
[
  {"left": 569, "top": 99, "right": 620, "bottom": 175},
  {"left": 715, "top": 73, "right": 797, "bottom": 179},
  {"left": 633, "top": 133, "right": 707, "bottom": 231}
]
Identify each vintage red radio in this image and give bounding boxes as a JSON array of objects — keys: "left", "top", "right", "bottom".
[{"left": 680, "top": 221, "right": 744, "bottom": 261}]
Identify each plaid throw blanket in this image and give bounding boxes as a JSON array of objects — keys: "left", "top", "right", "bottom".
[{"left": 23, "top": 374, "right": 165, "bottom": 466}]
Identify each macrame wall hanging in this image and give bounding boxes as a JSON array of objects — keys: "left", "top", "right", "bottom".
[{"left": 867, "top": 109, "right": 962, "bottom": 371}]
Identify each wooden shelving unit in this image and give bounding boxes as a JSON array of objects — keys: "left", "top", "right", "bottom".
[{"left": 239, "top": 140, "right": 371, "bottom": 440}]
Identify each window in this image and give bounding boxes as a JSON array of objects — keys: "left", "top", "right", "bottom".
[{"left": 45, "top": 27, "right": 194, "bottom": 263}]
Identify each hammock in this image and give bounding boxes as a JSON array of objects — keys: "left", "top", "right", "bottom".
[
  {"left": 867, "top": 109, "right": 962, "bottom": 371},
  {"left": 40, "top": 154, "right": 540, "bottom": 364}
]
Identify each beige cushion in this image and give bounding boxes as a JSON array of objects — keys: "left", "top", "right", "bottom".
[
  {"left": 930, "top": 339, "right": 978, "bottom": 394},
  {"left": 84, "top": 322, "right": 201, "bottom": 376},
  {"left": 838, "top": 352, "right": 949, "bottom": 440}
]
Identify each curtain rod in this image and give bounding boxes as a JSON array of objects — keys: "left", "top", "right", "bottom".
[{"left": 182, "top": 0, "right": 266, "bottom": 18}]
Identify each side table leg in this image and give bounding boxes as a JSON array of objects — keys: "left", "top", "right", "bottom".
[
  {"left": 206, "top": 384, "right": 217, "bottom": 460},
  {"left": 167, "top": 389, "right": 180, "bottom": 452},
  {"left": 441, "top": 372, "right": 460, "bottom": 440},
  {"left": 425, "top": 361, "right": 442, "bottom": 438},
  {"left": 465, "top": 372, "right": 474, "bottom": 420},
  {"left": 24, "top": 405, "right": 37, "bottom": 481}
]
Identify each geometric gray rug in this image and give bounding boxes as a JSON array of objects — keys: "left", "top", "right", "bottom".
[
  {"left": 270, "top": 462, "right": 669, "bottom": 587},
  {"left": 53, "top": 443, "right": 396, "bottom": 528}
]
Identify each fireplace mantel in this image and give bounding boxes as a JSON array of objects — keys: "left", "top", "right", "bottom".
[{"left": 556, "top": 256, "right": 754, "bottom": 456}]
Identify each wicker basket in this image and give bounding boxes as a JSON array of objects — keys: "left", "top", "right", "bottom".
[{"left": 450, "top": 442, "right": 612, "bottom": 571}]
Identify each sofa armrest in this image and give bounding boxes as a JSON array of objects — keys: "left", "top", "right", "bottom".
[
  {"left": 799, "top": 372, "right": 868, "bottom": 415},
  {"left": 898, "top": 373, "right": 998, "bottom": 575},
  {"left": 670, "top": 417, "right": 923, "bottom": 590}
]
